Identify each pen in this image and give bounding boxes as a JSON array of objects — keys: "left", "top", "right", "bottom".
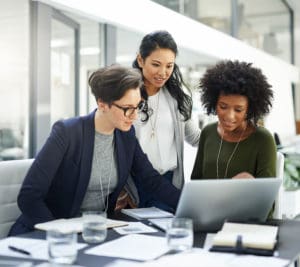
[{"left": 8, "top": 245, "right": 31, "bottom": 256}]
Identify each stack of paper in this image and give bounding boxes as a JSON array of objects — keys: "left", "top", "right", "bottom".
[
  {"left": 85, "top": 234, "right": 169, "bottom": 261},
  {"left": 121, "top": 207, "right": 174, "bottom": 220},
  {"left": 212, "top": 222, "right": 278, "bottom": 250},
  {"left": 130, "top": 248, "right": 289, "bottom": 267},
  {"left": 35, "top": 217, "right": 128, "bottom": 233}
]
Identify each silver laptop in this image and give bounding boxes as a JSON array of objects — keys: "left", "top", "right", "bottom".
[{"left": 175, "top": 178, "right": 281, "bottom": 232}]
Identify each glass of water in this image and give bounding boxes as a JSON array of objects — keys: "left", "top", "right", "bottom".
[
  {"left": 82, "top": 211, "right": 107, "bottom": 243},
  {"left": 47, "top": 229, "right": 77, "bottom": 265},
  {"left": 166, "top": 218, "right": 193, "bottom": 252}
]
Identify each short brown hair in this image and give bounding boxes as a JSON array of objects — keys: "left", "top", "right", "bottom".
[{"left": 89, "top": 64, "right": 143, "bottom": 104}]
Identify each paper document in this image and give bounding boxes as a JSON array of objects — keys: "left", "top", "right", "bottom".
[
  {"left": 36, "top": 263, "right": 85, "bottom": 267},
  {"left": 0, "top": 237, "right": 86, "bottom": 260},
  {"left": 104, "top": 259, "right": 144, "bottom": 267},
  {"left": 212, "top": 222, "right": 278, "bottom": 250},
  {"left": 114, "top": 222, "right": 158, "bottom": 235},
  {"left": 0, "top": 259, "right": 32, "bottom": 267},
  {"left": 121, "top": 207, "right": 174, "bottom": 220},
  {"left": 35, "top": 217, "right": 128, "bottom": 233},
  {"left": 135, "top": 248, "right": 289, "bottom": 267},
  {"left": 85, "top": 234, "right": 169, "bottom": 261}
]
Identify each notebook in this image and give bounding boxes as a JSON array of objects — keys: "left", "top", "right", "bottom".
[
  {"left": 174, "top": 178, "right": 281, "bottom": 232},
  {"left": 210, "top": 222, "right": 279, "bottom": 256},
  {"left": 212, "top": 222, "right": 278, "bottom": 249},
  {"left": 121, "top": 207, "right": 173, "bottom": 220}
]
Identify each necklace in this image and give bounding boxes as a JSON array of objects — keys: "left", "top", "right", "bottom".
[
  {"left": 216, "top": 125, "right": 247, "bottom": 178},
  {"left": 96, "top": 138, "right": 114, "bottom": 212},
  {"left": 149, "top": 90, "right": 160, "bottom": 139}
]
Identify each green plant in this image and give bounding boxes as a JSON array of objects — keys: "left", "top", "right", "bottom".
[{"left": 283, "top": 154, "right": 300, "bottom": 191}]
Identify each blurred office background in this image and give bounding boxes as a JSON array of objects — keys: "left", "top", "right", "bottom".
[
  {"left": 1, "top": 1, "right": 300, "bottom": 217},
  {"left": 1, "top": 0, "right": 299, "bottom": 161}
]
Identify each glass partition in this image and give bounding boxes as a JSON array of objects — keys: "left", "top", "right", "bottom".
[
  {"left": 116, "top": 27, "right": 143, "bottom": 67},
  {"left": 51, "top": 19, "right": 76, "bottom": 124},
  {"left": 151, "top": 0, "right": 293, "bottom": 64},
  {"left": 61, "top": 12, "right": 103, "bottom": 114},
  {"left": 0, "top": 0, "right": 29, "bottom": 160},
  {"left": 238, "top": 0, "right": 291, "bottom": 63}
]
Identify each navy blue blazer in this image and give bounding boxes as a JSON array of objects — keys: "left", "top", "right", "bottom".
[{"left": 9, "top": 111, "right": 180, "bottom": 235}]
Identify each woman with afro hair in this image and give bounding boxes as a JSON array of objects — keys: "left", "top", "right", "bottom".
[{"left": 191, "top": 60, "right": 276, "bottom": 179}]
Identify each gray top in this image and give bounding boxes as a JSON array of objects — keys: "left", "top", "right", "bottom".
[
  {"left": 80, "top": 131, "right": 117, "bottom": 212},
  {"left": 134, "top": 88, "right": 201, "bottom": 188},
  {"left": 124, "top": 89, "right": 201, "bottom": 205}
]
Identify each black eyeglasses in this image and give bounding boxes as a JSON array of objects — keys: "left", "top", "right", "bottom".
[{"left": 111, "top": 101, "right": 146, "bottom": 117}]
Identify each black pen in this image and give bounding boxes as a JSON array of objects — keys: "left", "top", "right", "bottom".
[{"left": 8, "top": 245, "right": 31, "bottom": 256}]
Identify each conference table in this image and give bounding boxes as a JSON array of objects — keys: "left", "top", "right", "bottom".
[{"left": 1, "top": 212, "right": 300, "bottom": 267}]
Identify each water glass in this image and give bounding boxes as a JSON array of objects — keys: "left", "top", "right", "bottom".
[
  {"left": 82, "top": 211, "right": 107, "bottom": 244},
  {"left": 166, "top": 218, "right": 193, "bottom": 252},
  {"left": 47, "top": 229, "right": 77, "bottom": 265}
]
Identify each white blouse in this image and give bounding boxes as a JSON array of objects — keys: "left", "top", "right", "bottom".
[{"left": 134, "top": 89, "right": 177, "bottom": 174}]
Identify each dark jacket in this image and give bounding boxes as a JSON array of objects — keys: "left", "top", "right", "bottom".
[{"left": 9, "top": 110, "right": 180, "bottom": 235}]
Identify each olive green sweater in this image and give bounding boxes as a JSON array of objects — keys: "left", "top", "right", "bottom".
[{"left": 191, "top": 122, "right": 276, "bottom": 179}]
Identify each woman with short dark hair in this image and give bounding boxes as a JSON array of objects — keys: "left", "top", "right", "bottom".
[{"left": 9, "top": 64, "right": 180, "bottom": 236}]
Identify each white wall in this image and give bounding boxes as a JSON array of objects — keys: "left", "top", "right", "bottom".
[{"left": 264, "top": 73, "right": 296, "bottom": 141}]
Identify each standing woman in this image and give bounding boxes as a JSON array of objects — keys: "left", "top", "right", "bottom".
[
  {"left": 121, "top": 30, "right": 200, "bottom": 212},
  {"left": 191, "top": 60, "right": 276, "bottom": 180}
]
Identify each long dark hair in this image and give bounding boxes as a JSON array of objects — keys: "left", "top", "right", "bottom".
[{"left": 133, "top": 30, "right": 192, "bottom": 121}]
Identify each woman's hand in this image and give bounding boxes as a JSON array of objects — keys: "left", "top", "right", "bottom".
[
  {"left": 232, "top": 172, "right": 255, "bottom": 179},
  {"left": 114, "top": 189, "right": 137, "bottom": 211}
]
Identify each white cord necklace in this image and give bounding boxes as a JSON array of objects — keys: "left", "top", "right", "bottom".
[
  {"left": 149, "top": 90, "right": 160, "bottom": 139},
  {"left": 216, "top": 125, "right": 247, "bottom": 178},
  {"left": 96, "top": 140, "right": 114, "bottom": 212}
]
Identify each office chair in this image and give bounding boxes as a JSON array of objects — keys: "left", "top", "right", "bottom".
[
  {"left": 0, "top": 158, "right": 33, "bottom": 239},
  {"left": 273, "top": 152, "right": 285, "bottom": 219},
  {"left": 274, "top": 132, "right": 282, "bottom": 150}
]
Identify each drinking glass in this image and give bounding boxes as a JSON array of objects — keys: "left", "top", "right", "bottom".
[
  {"left": 166, "top": 218, "right": 193, "bottom": 252},
  {"left": 82, "top": 211, "right": 107, "bottom": 243},
  {"left": 47, "top": 229, "right": 77, "bottom": 264}
]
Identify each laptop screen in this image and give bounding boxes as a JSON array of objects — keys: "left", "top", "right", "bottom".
[{"left": 175, "top": 178, "right": 281, "bottom": 232}]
